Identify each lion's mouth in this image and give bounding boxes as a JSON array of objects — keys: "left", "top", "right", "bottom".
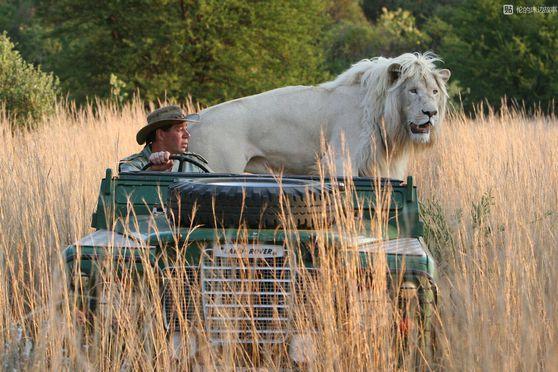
[{"left": 410, "top": 121, "right": 431, "bottom": 134}]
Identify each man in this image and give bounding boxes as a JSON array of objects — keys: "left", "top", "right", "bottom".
[{"left": 119, "top": 105, "right": 211, "bottom": 173}]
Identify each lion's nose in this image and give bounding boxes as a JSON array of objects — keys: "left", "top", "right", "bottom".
[{"left": 422, "top": 109, "right": 437, "bottom": 118}]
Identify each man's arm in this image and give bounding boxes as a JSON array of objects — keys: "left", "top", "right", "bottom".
[
  {"left": 118, "top": 156, "right": 145, "bottom": 172},
  {"left": 118, "top": 151, "right": 174, "bottom": 172}
]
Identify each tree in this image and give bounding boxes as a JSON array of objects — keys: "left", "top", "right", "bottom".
[
  {"left": 424, "top": 0, "right": 558, "bottom": 112},
  {"left": 0, "top": 0, "right": 49, "bottom": 66},
  {"left": 325, "top": 8, "right": 430, "bottom": 74},
  {"left": 0, "top": 32, "right": 59, "bottom": 126},
  {"left": 361, "top": 0, "right": 459, "bottom": 25},
  {"left": 37, "top": 0, "right": 331, "bottom": 105},
  {"left": 327, "top": 0, "right": 367, "bottom": 23}
]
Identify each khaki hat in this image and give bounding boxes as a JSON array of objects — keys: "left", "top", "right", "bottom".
[{"left": 136, "top": 105, "right": 200, "bottom": 145}]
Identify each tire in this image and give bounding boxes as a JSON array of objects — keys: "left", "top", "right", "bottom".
[{"left": 167, "top": 176, "right": 334, "bottom": 229}]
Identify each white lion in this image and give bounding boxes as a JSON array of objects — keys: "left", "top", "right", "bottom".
[{"left": 189, "top": 52, "right": 451, "bottom": 179}]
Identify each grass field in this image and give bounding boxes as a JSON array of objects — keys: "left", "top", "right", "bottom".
[{"left": 0, "top": 101, "right": 556, "bottom": 370}]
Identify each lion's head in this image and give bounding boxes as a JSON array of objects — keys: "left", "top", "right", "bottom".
[
  {"left": 382, "top": 53, "right": 451, "bottom": 148},
  {"left": 319, "top": 52, "right": 451, "bottom": 176}
]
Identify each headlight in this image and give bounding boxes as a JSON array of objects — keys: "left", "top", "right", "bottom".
[
  {"left": 79, "top": 274, "right": 90, "bottom": 288},
  {"left": 399, "top": 281, "right": 418, "bottom": 300}
]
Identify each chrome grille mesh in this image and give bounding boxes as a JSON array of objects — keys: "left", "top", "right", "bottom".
[
  {"left": 201, "top": 246, "right": 292, "bottom": 344},
  {"left": 162, "top": 266, "right": 199, "bottom": 331},
  {"left": 160, "top": 247, "right": 318, "bottom": 345}
]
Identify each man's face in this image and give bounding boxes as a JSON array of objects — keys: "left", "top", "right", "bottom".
[{"left": 158, "top": 122, "right": 190, "bottom": 153}]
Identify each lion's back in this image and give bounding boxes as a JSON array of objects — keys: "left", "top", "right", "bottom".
[
  {"left": 199, "top": 85, "right": 317, "bottom": 125},
  {"left": 191, "top": 85, "right": 329, "bottom": 144}
]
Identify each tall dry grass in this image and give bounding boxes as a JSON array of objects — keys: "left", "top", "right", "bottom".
[{"left": 0, "top": 100, "right": 556, "bottom": 370}]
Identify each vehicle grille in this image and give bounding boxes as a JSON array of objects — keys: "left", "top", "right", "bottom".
[
  {"left": 201, "top": 247, "right": 293, "bottom": 345},
  {"left": 162, "top": 266, "right": 199, "bottom": 331}
]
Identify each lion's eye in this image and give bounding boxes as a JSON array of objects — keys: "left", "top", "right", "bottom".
[
  {"left": 433, "top": 89, "right": 439, "bottom": 94},
  {"left": 409, "top": 88, "right": 417, "bottom": 94}
]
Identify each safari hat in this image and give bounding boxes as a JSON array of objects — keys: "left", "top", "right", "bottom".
[{"left": 136, "top": 105, "right": 200, "bottom": 145}]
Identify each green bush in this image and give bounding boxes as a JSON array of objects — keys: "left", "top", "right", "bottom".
[{"left": 0, "top": 32, "right": 58, "bottom": 127}]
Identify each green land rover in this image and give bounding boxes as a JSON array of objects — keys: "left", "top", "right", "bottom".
[{"left": 64, "top": 155, "right": 438, "bottom": 367}]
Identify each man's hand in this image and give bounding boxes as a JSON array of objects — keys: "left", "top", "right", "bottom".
[{"left": 148, "top": 151, "right": 173, "bottom": 171}]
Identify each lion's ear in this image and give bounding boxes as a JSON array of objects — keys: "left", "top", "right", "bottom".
[
  {"left": 438, "top": 69, "right": 451, "bottom": 83},
  {"left": 388, "top": 63, "right": 402, "bottom": 86}
]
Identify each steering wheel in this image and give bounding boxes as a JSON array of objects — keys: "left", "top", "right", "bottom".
[{"left": 140, "top": 154, "right": 211, "bottom": 173}]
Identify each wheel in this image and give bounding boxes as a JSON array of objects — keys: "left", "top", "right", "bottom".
[
  {"left": 167, "top": 176, "right": 335, "bottom": 229},
  {"left": 396, "top": 278, "right": 438, "bottom": 371},
  {"left": 397, "top": 282, "right": 422, "bottom": 369}
]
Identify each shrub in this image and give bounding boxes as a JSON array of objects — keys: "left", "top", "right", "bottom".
[
  {"left": 0, "top": 32, "right": 59, "bottom": 128},
  {"left": 420, "top": 198, "right": 456, "bottom": 273}
]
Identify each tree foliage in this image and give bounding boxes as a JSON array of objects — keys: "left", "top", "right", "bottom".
[
  {"left": 0, "top": 32, "right": 59, "bottom": 126},
  {"left": 425, "top": 0, "right": 558, "bottom": 111},
  {"left": 361, "top": 0, "right": 460, "bottom": 24},
  {"left": 325, "top": 8, "right": 430, "bottom": 74},
  {"left": 0, "top": 0, "right": 556, "bottom": 115},
  {"left": 36, "top": 0, "right": 330, "bottom": 105},
  {"left": 0, "top": 0, "right": 48, "bottom": 66},
  {"left": 327, "top": 0, "right": 367, "bottom": 23}
]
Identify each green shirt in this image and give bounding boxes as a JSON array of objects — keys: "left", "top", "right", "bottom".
[{"left": 119, "top": 145, "right": 211, "bottom": 173}]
